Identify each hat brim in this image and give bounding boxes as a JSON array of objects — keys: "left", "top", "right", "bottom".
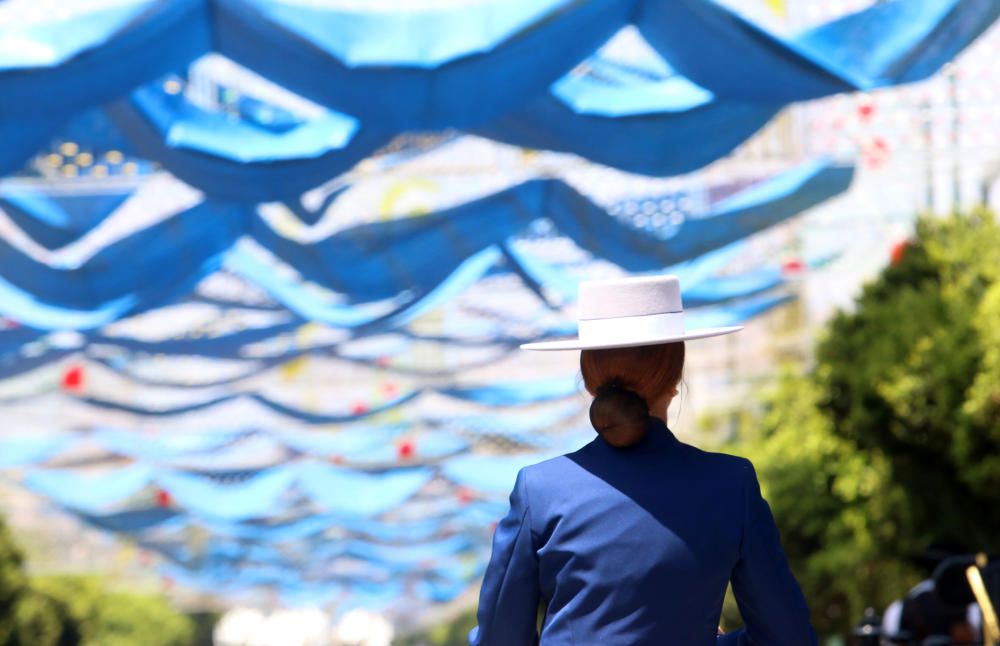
[{"left": 520, "top": 326, "right": 743, "bottom": 351}]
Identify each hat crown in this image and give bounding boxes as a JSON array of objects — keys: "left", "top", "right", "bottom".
[{"left": 578, "top": 275, "right": 683, "bottom": 321}]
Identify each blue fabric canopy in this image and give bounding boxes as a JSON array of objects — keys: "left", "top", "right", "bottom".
[
  {"left": 439, "top": 377, "right": 578, "bottom": 407},
  {"left": 90, "top": 319, "right": 301, "bottom": 358},
  {"left": 0, "top": 117, "right": 68, "bottom": 177},
  {"left": 0, "top": 201, "right": 244, "bottom": 327},
  {"left": 224, "top": 245, "right": 503, "bottom": 330},
  {"left": 503, "top": 241, "right": 836, "bottom": 309},
  {"left": 106, "top": 84, "right": 390, "bottom": 203},
  {"left": 252, "top": 161, "right": 852, "bottom": 301},
  {"left": 0, "top": 0, "right": 208, "bottom": 120},
  {"left": 74, "top": 374, "right": 582, "bottom": 422},
  {"left": 279, "top": 426, "right": 407, "bottom": 461},
  {"left": 343, "top": 535, "right": 473, "bottom": 568},
  {"left": 295, "top": 464, "right": 433, "bottom": 517},
  {"left": 685, "top": 291, "right": 794, "bottom": 328},
  {"left": 0, "top": 185, "right": 132, "bottom": 250},
  {"left": 74, "top": 388, "right": 419, "bottom": 423},
  {"left": 158, "top": 468, "right": 297, "bottom": 521},
  {"left": 0, "top": 434, "right": 72, "bottom": 468},
  {"left": 79, "top": 507, "right": 183, "bottom": 533},
  {"left": 441, "top": 453, "right": 548, "bottom": 495},
  {"left": 0, "top": 0, "right": 992, "bottom": 182},
  {"left": 89, "top": 427, "right": 248, "bottom": 460},
  {"left": 0, "top": 161, "right": 846, "bottom": 331},
  {"left": 636, "top": 0, "right": 1000, "bottom": 102},
  {"left": 481, "top": 50, "right": 778, "bottom": 176},
  {"left": 23, "top": 464, "right": 155, "bottom": 513},
  {"left": 214, "top": 0, "right": 633, "bottom": 130}
]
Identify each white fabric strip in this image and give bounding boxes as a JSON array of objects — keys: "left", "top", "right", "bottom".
[{"left": 578, "top": 311, "right": 686, "bottom": 344}]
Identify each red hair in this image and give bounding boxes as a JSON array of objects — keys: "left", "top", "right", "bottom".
[{"left": 580, "top": 342, "right": 685, "bottom": 447}]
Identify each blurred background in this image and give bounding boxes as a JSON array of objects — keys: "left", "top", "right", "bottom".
[{"left": 1, "top": 0, "right": 999, "bottom": 644}]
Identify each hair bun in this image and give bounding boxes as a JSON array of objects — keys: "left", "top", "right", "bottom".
[{"left": 589, "top": 383, "right": 650, "bottom": 448}]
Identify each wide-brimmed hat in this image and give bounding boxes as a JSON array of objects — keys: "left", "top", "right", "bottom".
[{"left": 521, "top": 274, "right": 742, "bottom": 351}]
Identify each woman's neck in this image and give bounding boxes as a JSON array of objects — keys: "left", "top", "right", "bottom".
[{"left": 648, "top": 395, "right": 673, "bottom": 425}]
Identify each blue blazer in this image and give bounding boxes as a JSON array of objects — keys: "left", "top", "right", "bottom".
[{"left": 470, "top": 418, "right": 816, "bottom": 645}]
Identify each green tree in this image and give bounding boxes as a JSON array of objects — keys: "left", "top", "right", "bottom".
[
  {"left": 31, "top": 575, "right": 194, "bottom": 646},
  {"left": 0, "top": 517, "right": 30, "bottom": 644},
  {"left": 1, "top": 516, "right": 198, "bottom": 646},
  {"left": 721, "top": 370, "right": 915, "bottom": 636},
  {"left": 722, "top": 210, "right": 1000, "bottom": 636},
  {"left": 816, "top": 210, "right": 1000, "bottom": 550}
]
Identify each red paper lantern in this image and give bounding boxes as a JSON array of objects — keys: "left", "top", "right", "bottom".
[
  {"left": 382, "top": 382, "right": 399, "bottom": 396},
  {"left": 457, "top": 487, "right": 474, "bottom": 505},
  {"left": 857, "top": 102, "right": 875, "bottom": 121},
  {"left": 397, "top": 440, "right": 415, "bottom": 460},
  {"left": 60, "top": 365, "right": 85, "bottom": 391},
  {"left": 375, "top": 356, "right": 391, "bottom": 368},
  {"left": 351, "top": 401, "right": 369, "bottom": 415},
  {"left": 890, "top": 240, "right": 909, "bottom": 266},
  {"left": 330, "top": 454, "right": 345, "bottom": 465},
  {"left": 781, "top": 257, "right": 805, "bottom": 274},
  {"left": 155, "top": 488, "right": 172, "bottom": 508}
]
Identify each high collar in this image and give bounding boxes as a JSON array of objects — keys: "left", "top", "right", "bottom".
[{"left": 593, "top": 416, "right": 678, "bottom": 452}]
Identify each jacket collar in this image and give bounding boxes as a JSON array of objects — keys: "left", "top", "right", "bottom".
[{"left": 592, "top": 416, "right": 678, "bottom": 452}]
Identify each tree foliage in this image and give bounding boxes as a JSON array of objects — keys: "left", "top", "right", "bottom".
[
  {"left": 0, "top": 516, "right": 196, "bottom": 646},
  {"left": 817, "top": 210, "right": 1000, "bottom": 550},
  {"left": 725, "top": 210, "right": 1000, "bottom": 636}
]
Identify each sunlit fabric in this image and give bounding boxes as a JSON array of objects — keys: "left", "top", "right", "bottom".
[
  {"left": 0, "top": 162, "right": 845, "bottom": 331},
  {"left": 0, "top": 1, "right": 159, "bottom": 70},
  {"left": 439, "top": 377, "right": 578, "bottom": 407},
  {"left": 0, "top": 185, "right": 131, "bottom": 249},
  {"left": 0, "top": 0, "right": 209, "bottom": 119},
  {"left": 441, "top": 454, "right": 548, "bottom": 495},
  {"left": 295, "top": 464, "right": 433, "bottom": 517},
  {"left": 75, "top": 389, "right": 422, "bottom": 422},
  {"left": 343, "top": 535, "right": 474, "bottom": 568},
  {"left": 158, "top": 468, "right": 297, "bottom": 521},
  {"left": 504, "top": 242, "right": 838, "bottom": 308},
  {"left": 686, "top": 291, "right": 794, "bottom": 328},
  {"left": 214, "top": 0, "right": 634, "bottom": 130},
  {"left": 636, "top": 0, "right": 1000, "bottom": 102},
  {"left": 106, "top": 84, "right": 390, "bottom": 202},
  {"left": 78, "top": 507, "right": 183, "bottom": 533},
  {"left": 88, "top": 319, "right": 301, "bottom": 356},
  {"left": 72, "top": 376, "right": 580, "bottom": 421},
  {"left": 0, "top": 433, "right": 71, "bottom": 468},
  {"left": 252, "top": 161, "right": 852, "bottom": 300},
  {"left": 0, "top": 201, "right": 244, "bottom": 326},
  {"left": 224, "top": 245, "right": 503, "bottom": 330},
  {"left": 481, "top": 48, "right": 779, "bottom": 176},
  {"left": 23, "top": 463, "right": 156, "bottom": 513},
  {"left": 89, "top": 427, "right": 249, "bottom": 460},
  {"left": 0, "top": 0, "right": 991, "bottom": 173}
]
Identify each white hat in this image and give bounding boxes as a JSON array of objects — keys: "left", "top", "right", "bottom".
[{"left": 521, "top": 274, "right": 742, "bottom": 351}]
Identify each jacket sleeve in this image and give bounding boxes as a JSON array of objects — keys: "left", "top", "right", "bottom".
[
  {"left": 469, "top": 469, "right": 541, "bottom": 646},
  {"left": 717, "top": 460, "right": 817, "bottom": 646}
]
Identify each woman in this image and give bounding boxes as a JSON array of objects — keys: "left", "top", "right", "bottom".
[{"left": 470, "top": 275, "right": 816, "bottom": 645}]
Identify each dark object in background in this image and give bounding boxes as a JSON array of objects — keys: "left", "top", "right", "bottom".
[{"left": 849, "top": 607, "right": 883, "bottom": 646}]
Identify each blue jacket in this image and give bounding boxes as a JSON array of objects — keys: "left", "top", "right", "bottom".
[{"left": 470, "top": 418, "right": 817, "bottom": 645}]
